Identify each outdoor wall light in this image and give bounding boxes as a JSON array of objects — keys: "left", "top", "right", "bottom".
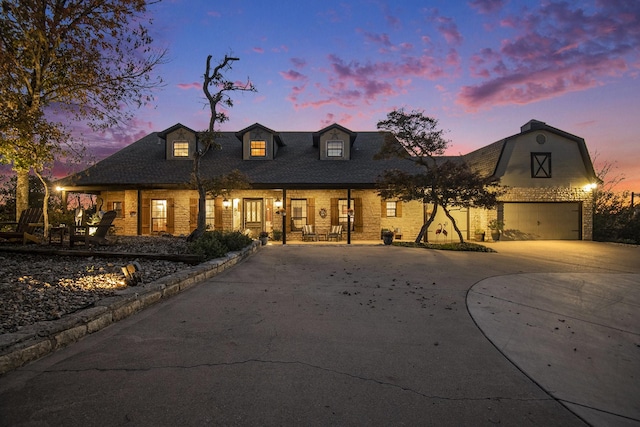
[
  {"left": 274, "top": 198, "right": 283, "bottom": 209},
  {"left": 583, "top": 183, "right": 597, "bottom": 191},
  {"left": 222, "top": 198, "right": 231, "bottom": 209}
]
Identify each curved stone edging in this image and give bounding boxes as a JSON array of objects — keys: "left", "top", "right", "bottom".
[{"left": 0, "top": 241, "right": 262, "bottom": 376}]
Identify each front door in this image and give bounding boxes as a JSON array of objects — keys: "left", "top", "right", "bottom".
[{"left": 243, "top": 199, "right": 263, "bottom": 238}]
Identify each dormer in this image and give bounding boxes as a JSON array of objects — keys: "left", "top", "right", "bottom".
[
  {"left": 160, "top": 123, "right": 198, "bottom": 160},
  {"left": 313, "top": 123, "right": 357, "bottom": 160},
  {"left": 235, "top": 123, "right": 283, "bottom": 160}
]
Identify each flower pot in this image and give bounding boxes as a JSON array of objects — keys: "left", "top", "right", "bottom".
[
  {"left": 382, "top": 234, "right": 394, "bottom": 245},
  {"left": 474, "top": 232, "right": 485, "bottom": 242},
  {"left": 490, "top": 231, "right": 500, "bottom": 241},
  {"left": 259, "top": 237, "right": 268, "bottom": 245}
]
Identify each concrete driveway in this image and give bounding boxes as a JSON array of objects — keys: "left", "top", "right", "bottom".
[{"left": 0, "top": 241, "right": 638, "bottom": 426}]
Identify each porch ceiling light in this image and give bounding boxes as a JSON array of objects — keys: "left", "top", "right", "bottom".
[{"left": 223, "top": 198, "right": 231, "bottom": 209}]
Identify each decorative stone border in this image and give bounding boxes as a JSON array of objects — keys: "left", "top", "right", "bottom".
[{"left": 0, "top": 240, "right": 261, "bottom": 376}]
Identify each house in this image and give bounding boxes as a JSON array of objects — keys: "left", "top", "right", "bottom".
[{"left": 56, "top": 120, "right": 598, "bottom": 242}]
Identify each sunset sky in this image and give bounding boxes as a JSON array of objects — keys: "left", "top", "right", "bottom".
[{"left": 68, "top": 0, "right": 640, "bottom": 192}]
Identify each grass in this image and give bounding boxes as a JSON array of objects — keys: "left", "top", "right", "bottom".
[{"left": 392, "top": 241, "right": 497, "bottom": 252}]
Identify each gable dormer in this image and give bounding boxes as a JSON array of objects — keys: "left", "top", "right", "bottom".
[
  {"left": 313, "top": 123, "right": 357, "bottom": 160},
  {"left": 235, "top": 123, "right": 283, "bottom": 160},
  {"left": 160, "top": 123, "right": 198, "bottom": 160}
]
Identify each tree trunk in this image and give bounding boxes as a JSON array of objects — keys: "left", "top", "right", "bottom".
[
  {"left": 415, "top": 203, "right": 438, "bottom": 243},
  {"left": 442, "top": 206, "right": 464, "bottom": 243},
  {"left": 34, "top": 170, "right": 49, "bottom": 239},
  {"left": 15, "top": 168, "right": 30, "bottom": 219}
]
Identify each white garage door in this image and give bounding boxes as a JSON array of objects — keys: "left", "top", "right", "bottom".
[{"left": 502, "top": 203, "right": 581, "bottom": 240}]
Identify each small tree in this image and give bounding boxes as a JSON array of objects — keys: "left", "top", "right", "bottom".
[
  {"left": 192, "top": 54, "right": 256, "bottom": 237},
  {"left": 376, "top": 109, "right": 502, "bottom": 243}
]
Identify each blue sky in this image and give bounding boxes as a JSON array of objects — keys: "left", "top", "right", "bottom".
[{"left": 72, "top": 0, "right": 640, "bottom": 191}]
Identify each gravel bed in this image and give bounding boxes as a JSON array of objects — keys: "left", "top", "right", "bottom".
[{"left": 0, "top": 236, "right": 194, "bottom": 335}]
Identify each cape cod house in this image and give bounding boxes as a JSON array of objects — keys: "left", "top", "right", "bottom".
[{"left": 56, "top": 119, "right": 598, "bottom": 242}]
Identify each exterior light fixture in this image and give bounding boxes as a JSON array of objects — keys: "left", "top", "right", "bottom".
[
  {"left": 583, "top": 183, "right": 597, "bottom": 192},
  {"left": 222, "top": 198, "right": 231, "bottom": 209},
  {"left": 274, "top": 198, "right": 283, "bottom": 209},
  {"left": 55, "top": 186, "right": 64, "bottom": 192}
]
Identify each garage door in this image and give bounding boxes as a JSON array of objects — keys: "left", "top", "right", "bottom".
[{"left": 502, "top": 202, "right": 581, "bottom": 240}]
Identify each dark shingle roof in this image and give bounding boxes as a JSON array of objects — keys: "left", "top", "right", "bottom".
[{"left": 57, "top": 130, "right": 421, "bottom": 190}]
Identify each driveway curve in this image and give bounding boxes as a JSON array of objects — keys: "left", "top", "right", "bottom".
[{"left": 0, "top": 241, "right": 637, "bottom": 426}]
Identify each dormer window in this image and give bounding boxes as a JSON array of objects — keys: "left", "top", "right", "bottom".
[
  {"left": 327, "top": 140, "right": 344, "bottom": 157},
  {"left": 173, "top": 141, "right": 189, "bottom": 157},
  {"left": 250, "top": 140, "right": 267, "bottom": 157}
]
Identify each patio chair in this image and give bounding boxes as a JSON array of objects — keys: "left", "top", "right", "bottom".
[
  {"left": 70, "top": 210, "right": 117, "bottom": 247},
  {"left": 327, "top": 224, "right": 343, "bottom": 241},
  {"left": 302, "top": 224, "right": 318, "bottom": 241},
  {"left": 0, "top": 207, "right": 44, "bottom": 244}
]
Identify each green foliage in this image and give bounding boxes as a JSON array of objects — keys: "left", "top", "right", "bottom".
[
  {"left": 187, "top": 230, "right": 253, "bottom": 260},
  {"left": 594, "top": 189, "right": 639, "bottom": 243},
  {"left": 272, "top": 230, "right": 282, "bottom": 241},
  {"left": 393, "top": 241, "right": 497, "bottom": 252},
  {"left": 376, "top": 109, "right": 503, "bottom": 243}
]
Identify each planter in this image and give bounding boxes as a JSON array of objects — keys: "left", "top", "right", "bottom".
[
  {"left": 259, "top": 237, "right": 268, "bottom": 245},
  {"left": 474, "top": 232, "right": 485, "bottom": 242},
  {"left": 490, "top": 231, "right": 500, "bottom": 241},
  {"left": 382, "top": 233, "right": 394, "bottom": 245}
]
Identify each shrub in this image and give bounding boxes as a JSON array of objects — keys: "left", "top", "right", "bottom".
[{"left": 187, "top": 230, "right": 254, "bottom": 260}]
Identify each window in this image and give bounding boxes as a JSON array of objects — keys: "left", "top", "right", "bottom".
[
  {"left": 531, "top": 153, "right": 551, "bottom": 178},
  {"left": 205, "top": 199, "right": 215, "bottom": 230},
  {"left": 338, "top": 199, "right": 354, "bottom": 230},
  {"left": 386, "top": 201, "right": 397, "bottom": 217},
  {"left": 250, "top": 140, "right": 266, "bottom": 157},
  {"left": 151, "top": 199, "right": 167, "bottom": 232},
  {"left": 327, "top": 140, "right": 344, "bottom": 157},
  {"left": 291, "top": 199, "right": 307, "bottom": 231},
  {"left": 173, "top": 141, "right": 189, "bottom": 157},
  {"left": 112, "top": 201, "right": 123, "bottom": 218}
]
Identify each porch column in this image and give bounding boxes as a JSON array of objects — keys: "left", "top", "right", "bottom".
[
  {"left": 347, "top": 188, "right": 351, "bottom": 244},
  {"left": 282, "top": 189, "right": 287, "bottom": 245}
]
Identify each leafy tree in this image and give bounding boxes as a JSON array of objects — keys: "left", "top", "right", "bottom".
[
  {"left": 0, "top": 0, "right": 166, "bottom": 232},
  {"left": 192, "top": 54, "right": 255, "bottom": 237},
  {"left": 376, "top": 109, "right": 502, "bottom": 243}
]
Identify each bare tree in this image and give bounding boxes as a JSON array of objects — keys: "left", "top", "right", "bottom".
[{"left": 191, "top": 54, "right": 256, "bottom": 237}]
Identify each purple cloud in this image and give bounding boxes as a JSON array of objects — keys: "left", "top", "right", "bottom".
[
  {"left": 468, "top": 0, "right": 505, "bottom": 15},
  {"left": 457, "top": 1, "right": 640, "bottom": 110}
]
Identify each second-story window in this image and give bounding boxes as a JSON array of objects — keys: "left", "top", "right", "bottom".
[
  {"left": 173, "top": 141, "right": 189, "bottom": 157},
  {"left": 327, "top": 140, "right": 344, "bottom": 157},
  {"left": 251, "top": 140, "right": 266, "bottom": 157}
]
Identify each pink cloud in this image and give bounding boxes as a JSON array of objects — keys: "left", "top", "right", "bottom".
[
  {"left": 436, "top": 15, "right": 463, "bottom": 46},
  {"left": 253, "top": 47, "right": 264, "bottom": 54},
  {"left": 456, "top": 2, "right": 640, "bottom": 110},
  {"left": 207, "top": 10, "right": 221, "bottom": 18},
  {"left": 177, "top": 82, "right": 200, "bottom": 90}
]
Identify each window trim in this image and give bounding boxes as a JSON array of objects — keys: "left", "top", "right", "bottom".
[
  {"left": 290, "top": 199, "right": 307, "bottom": 231},
  {"left": 327, "top": 140, "right": 344, "bottom": 157},
  {"left": 386, "top": 201, "right": 397, "bottom": 217},
  {"left": 173, "top": 141, "right": 189, "bottom": 157},
  {"left": 531, "top": 152, "right": 552, "bottom": 178},
  {"left": 151, "top": 199, "right": 167, "bottom": 232},
  {"left": 250, "top": 140, "right": 267, "bottom": 157}
]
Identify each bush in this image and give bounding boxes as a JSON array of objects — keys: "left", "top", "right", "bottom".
[{"left": 187, "top": 230, "right": 253, "bottom": 260}]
